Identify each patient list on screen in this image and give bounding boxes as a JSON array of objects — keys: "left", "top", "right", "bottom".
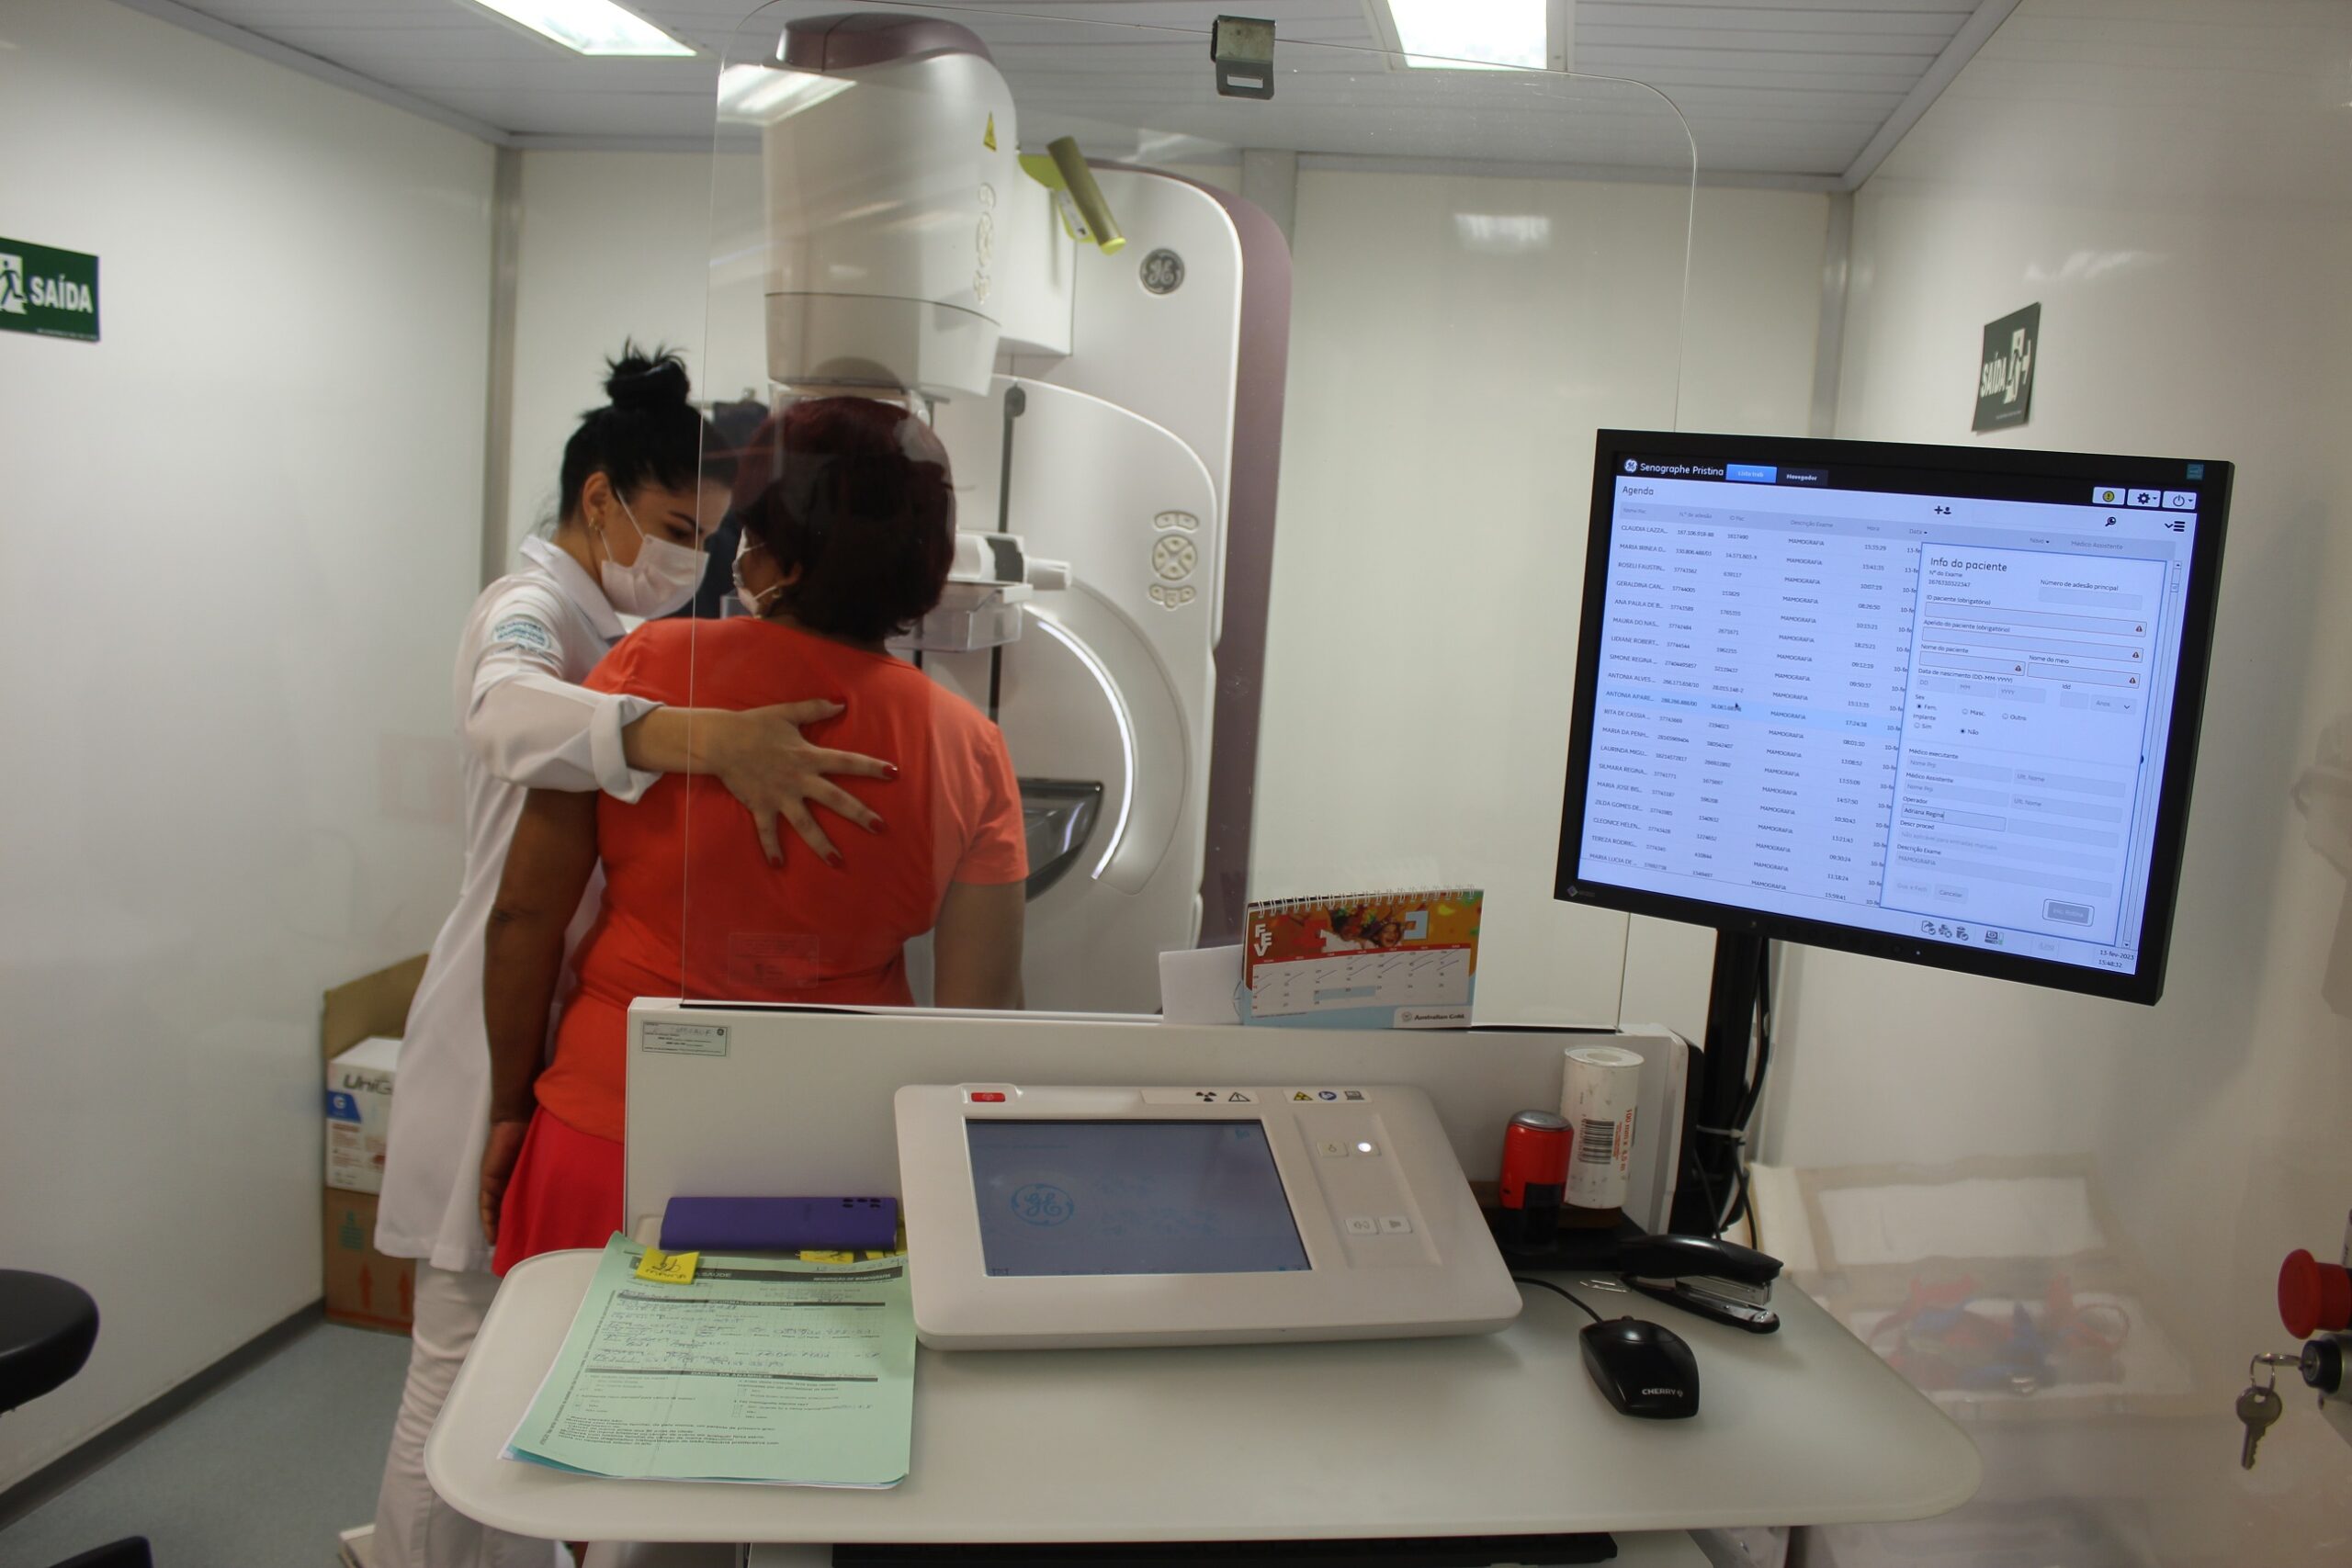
[{"left": 1577, "top": 465, "right": 2197, "bottom": 975}]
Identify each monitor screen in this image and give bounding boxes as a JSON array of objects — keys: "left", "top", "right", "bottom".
[
  {"left": 965, "top": 1119, "right": 1313, "bottom": 1277},
  {"left": 1555, "top": 433, "right": 2231, "bottom": 1004}
]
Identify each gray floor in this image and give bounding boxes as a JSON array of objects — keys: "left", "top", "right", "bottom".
[{"left": 0, "top": 1319, "right": 412, "bottom": 1568}]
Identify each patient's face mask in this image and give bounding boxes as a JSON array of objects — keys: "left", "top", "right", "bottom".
[
  {"left": 595, "top": 491, "right": 705, "bottom": 618},
  {"left": 731, "top": 532, "right": 786, "bottom": 616}
]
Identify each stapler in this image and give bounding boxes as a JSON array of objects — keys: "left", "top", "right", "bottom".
[{"left": 1615, "top": 1234, "right": 1783, "bottom": 1334}]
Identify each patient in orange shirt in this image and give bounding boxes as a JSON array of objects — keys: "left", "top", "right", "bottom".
[{"left": 479, "top": 398, "right": 1029, "bottom": 1270}]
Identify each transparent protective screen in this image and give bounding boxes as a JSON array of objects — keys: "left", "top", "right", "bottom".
[{"left": 652, "top": 1, "right": 1695, "bottom": 1024}]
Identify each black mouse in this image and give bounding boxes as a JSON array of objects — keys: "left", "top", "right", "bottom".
[{"left": 1579, "top": 1316, "right": 1700, "bottom": 1419}]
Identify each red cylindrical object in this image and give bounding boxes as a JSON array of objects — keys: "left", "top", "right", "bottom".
[
  {"left": 1498, "top": 1110, "right": 1572, "bottom": 1213},
  {"left": 2280, "top": 1249, "right": 2352, "bottom": 1339}
]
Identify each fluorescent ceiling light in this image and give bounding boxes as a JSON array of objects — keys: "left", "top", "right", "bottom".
[
  {"left": 718, "top": 64, "right": 854, "bottom": 123},
  {"left": 1383, "top": 0, "right": 1546, "bottom": 72},
  {"left": 1454, "top": 213, "right": 1552, "bottom": 254},
  {"left": 462, "top": 0, "right": 694, "bottom": 57}
]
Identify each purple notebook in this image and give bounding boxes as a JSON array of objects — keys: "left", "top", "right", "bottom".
[{"left": 660, "top": 1196, "right": 899, "bottom": 1253}]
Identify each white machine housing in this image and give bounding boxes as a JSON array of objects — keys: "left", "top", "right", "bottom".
[
  {"left": 927, "top": 377, "right": 1222, "bottom": 999},
  {"left": 758, "top": 16, "right": 1022, "bottom": 399},
  {"left": 930, "top": 165, "right": 1277, "bottom": 1010},
  {"left": 895, "top": 1081, "right": 1523, "bottom": 1349}
]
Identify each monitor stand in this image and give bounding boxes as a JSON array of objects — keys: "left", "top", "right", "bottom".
[{"left": 1667, "top": 929, "right": 1766, "bottom": 1237}]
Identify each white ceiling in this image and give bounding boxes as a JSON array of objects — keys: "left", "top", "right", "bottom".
[{"left": 120, "top": 0, "right": 2022, "bottom": 186}]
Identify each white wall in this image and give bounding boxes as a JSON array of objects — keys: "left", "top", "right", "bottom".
[
  {"left": 1767, "top": 2, "right": 2352, "bottom": 1559},
  {"left": 0, "top": 0, "right": 491, "bottom": 1490},
  {"left": 504, "top": 150, "right": 761, "bottom": 563},
  {"left": 1258, "top": 174, "right": 1827, "bottom": 1028}
]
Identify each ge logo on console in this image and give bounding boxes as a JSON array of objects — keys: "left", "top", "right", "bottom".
[{"left": 1011, "top": 1183, "right": 1074, "bottom": 1225}]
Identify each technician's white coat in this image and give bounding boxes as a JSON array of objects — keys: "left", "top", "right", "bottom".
[{"left": 375, "top": 536, "right": 659, "bottom": 1272}]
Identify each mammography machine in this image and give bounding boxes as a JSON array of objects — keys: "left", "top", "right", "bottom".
[
  {"left": 894, "top": 1081, "right": 1521, "bottom": 1348},
  {"left": 734, "top": 12, "right": 1291, "bottom": 1011}
]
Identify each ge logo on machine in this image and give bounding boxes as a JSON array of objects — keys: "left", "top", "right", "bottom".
[
  {"left": 1151, "top": 535, "right": 1197, "bottom": 581},
  {"left": 1140, "top": 248, "right": 1185, "bottom": 295},
  {"left": 1011, "top": 1183, "right": 1074, "bottom": 1226}
]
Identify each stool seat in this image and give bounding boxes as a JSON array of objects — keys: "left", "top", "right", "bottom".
[{"left": 0, "top": 1270, "right": 99, "bottom": 1415}]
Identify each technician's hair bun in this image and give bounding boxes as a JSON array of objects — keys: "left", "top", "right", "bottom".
[
  {"left": 555, "top": 341, "right": 728, "bottom": 525},
  {"left": 604, "top": 341, "right": 692, "bottom": 411}
]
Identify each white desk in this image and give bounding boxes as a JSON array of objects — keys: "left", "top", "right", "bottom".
[{"left": 427, "top": 1250, "right": 1979, "bottom": 1547}]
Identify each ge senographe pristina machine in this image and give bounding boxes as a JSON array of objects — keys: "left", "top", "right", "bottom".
[{"left": 741, "top": 12, "right": 1290, "bottom": 1011}]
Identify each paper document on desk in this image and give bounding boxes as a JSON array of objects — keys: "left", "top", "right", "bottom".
[{"left": 504, "top": 1234, "right": 913, "bottom": 1487}]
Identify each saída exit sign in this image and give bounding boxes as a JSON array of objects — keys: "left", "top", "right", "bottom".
[
  {"left": 1973, "top": 302, "right": 2038, "bottom": 433},
  {"left": 0, "top": 237, "right": 100, "bottom": 344}
]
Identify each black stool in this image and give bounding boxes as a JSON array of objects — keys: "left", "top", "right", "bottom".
[{"left": 0, "top": 1270, "right": 153, "bottom": 1568}]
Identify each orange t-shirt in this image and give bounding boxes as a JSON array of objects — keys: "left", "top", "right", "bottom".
[{"left": 532, "top": 616, "right": 1028, "bottom": 1142}]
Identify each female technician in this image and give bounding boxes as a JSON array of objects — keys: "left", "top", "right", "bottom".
[
  {"left": 477, "top": 395, "right": 1028, "bottom": 1272},
  {"left": 371, "top": 347, "right": 893, "bottom": 1568}
]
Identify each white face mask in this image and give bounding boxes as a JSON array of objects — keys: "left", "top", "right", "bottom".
[
  {"left": 595, "top": 491, "right": 705, "bottom": 618},
  {"left": 730, "top": 532, "right": 784, "bottom": 617}
]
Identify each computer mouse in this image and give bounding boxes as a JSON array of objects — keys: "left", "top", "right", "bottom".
[{"left": 1579, "top": 1316, "right": 1700, "bottom": 1419}]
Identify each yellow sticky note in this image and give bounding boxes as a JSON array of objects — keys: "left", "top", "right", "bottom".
[{"left": 635, "top": 1247, "right": 699, "bottom": 1284}]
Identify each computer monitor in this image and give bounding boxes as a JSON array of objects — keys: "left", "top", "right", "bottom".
[{"left": 1555, "top": 432, "right": 2232, "bottom": 1005}]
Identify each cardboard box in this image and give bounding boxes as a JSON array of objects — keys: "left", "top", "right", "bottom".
[
  {"left": 323, "top": 1188, "right": 415, "bottom": 1334},
  {"left": 321, "top": 953, "right": 427, "bottom": 1335},
  {"left": 326, "top": 1034, "right": 401, "bottom": 1194}
]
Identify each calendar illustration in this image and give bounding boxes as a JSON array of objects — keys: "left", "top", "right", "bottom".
[{"left": 1239, "top": 889, "right": 1483, "bottom": 1029}]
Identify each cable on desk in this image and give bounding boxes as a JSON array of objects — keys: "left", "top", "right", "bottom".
[{"left": 1512, "top": 1276, "right": 1605, "bottom": 1324}]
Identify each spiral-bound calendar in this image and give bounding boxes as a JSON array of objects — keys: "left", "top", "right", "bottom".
[{"left": 1239, "top": 888, "right": 1484, "bottom": 1029}]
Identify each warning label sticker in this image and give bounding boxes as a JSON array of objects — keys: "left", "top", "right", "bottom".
[{"left": 640, "top": 1021, "right": 729, "bottom": 1057}]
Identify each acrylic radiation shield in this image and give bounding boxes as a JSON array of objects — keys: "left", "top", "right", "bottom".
[{"left": 666, "top": 2, "right": 1699, "bottom": 1024}]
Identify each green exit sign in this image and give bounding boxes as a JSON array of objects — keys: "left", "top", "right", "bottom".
[{"left": 0, "top": 238, "right": 100, "bottom": 343}]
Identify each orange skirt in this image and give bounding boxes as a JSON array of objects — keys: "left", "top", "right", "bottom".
[{"left": 492, "top": 1106, "right": 624, "bottom": 1276}]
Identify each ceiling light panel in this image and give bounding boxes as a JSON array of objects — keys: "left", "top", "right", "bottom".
[
  {"left": 717, "top": 64, "right": 854, "bottom": 124},
  {"left": 1384, "top": 0, "right": 1545, "bottom": 72},
  {"left": 460, "top": 0, "right": 695, "bottom": 58}
]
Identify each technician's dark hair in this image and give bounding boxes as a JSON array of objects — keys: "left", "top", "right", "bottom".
[
  {"left": 730, "top": 398, "right": 956, "bottom": 645},
  {"left": 557, "top": 342, "right": 733, "bottom": 522}
]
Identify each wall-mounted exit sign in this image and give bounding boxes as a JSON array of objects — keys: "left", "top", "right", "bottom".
[
  {"left": 0, "top": 238, "right": 100, "bottom": 344},
  {"left": 1973, "top": 302, "right": 2038, "bottom": 433}
]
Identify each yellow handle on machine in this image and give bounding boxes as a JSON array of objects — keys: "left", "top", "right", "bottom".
[{"left": 1019, "top": 136, "right": 1125, "bottom": 255}]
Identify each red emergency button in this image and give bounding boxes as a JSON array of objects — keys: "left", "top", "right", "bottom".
[
  {"left": 968, "top": 1091, "right": 1007, "bottom": 1103},
  {"left": 2278, "top": 1249, "right": 2352, "bottom": 1338}
]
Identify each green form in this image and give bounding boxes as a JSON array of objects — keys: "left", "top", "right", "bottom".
[{"left": 506, "top": 1235, "right": 914, "bottom": 1486}]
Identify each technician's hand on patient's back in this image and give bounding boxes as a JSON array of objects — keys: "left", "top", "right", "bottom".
[{"left": 706, "top": 698, "right": 897, "bottom": 866}]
